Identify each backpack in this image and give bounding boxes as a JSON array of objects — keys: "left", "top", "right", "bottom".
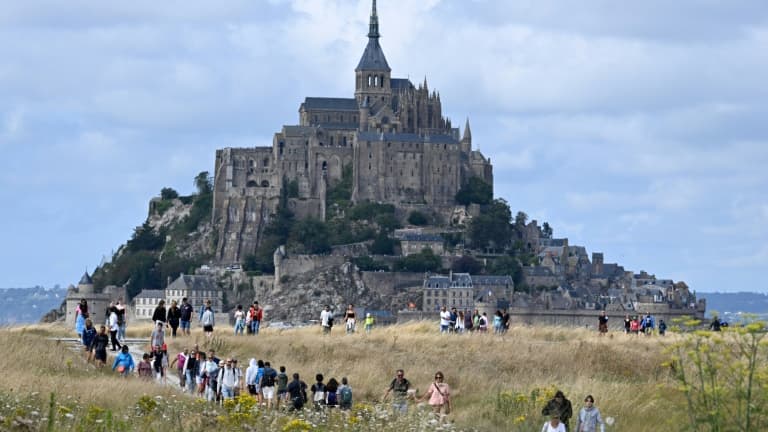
[
  {"left": 340, "top": 387, "right": 353, "bottom": 406},
  {"left": 313, "top": 384, "right": 326, "bottom": 402},
  {"left": 262, "top": 369, "right": 276, "bottom": 387}
]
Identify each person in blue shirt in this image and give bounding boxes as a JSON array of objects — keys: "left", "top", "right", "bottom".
[{"left": 112, "top": 345, "right": 135, "bottom": 377}]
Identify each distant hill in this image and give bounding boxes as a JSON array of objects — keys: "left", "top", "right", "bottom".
[
  {"left": 700, "top": 291, "right": 768, "bottom": 321},
  {"left": 0, "top": 287, "right": 67, "bottom": 325}
]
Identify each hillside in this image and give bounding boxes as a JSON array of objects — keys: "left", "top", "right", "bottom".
[{"left": 0, "top": 287, "right": 67, "bottom": 325}]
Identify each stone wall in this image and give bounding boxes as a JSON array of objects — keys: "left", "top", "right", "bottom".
[{"left": 360, "top": 271, "right": 424, "bottom": 297}]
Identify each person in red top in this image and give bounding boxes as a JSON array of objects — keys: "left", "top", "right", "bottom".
[{"left": 251, "top": 302, "right": 263, "bottom": 335}]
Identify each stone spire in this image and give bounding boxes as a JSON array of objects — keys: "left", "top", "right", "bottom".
[
  {"left": 463, "top": 118, "right": 472, "bottom": 141},
  {"left": 356, "top": 0, "right": 390, "bottom": 71},
  {"left": 368, "top": 0, "right": 380, "bottom": 39}
]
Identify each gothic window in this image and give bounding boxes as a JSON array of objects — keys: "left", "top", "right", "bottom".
[
  {"left": 330, "top": 136, "right": 334, "bottom": 146},
  {"left": 261, "top": 180, "right": 270, "bottom": 187},
  {"left": 343, "top": 136, "right": 347, "bottom": 146},
  {"left": 380, "top": 75, "right": 385, "bottom": 87},
  {"left": 263, "top": 158, "right": 269, "bottom": 167},
  {"left": 368, "top": 75, "right": 372, "bottom": 87},
  {"left": 322, "top": 161, "right": 327, "bottom": 171},
  {"left": 374, "top": 75, "right": 379, "bottom": 87},
  {"left": 249, "top": 159, "right": 255, "bottom": 167},
  {"left": 369, "top": 163, "right": 372, "bottom": 170}
]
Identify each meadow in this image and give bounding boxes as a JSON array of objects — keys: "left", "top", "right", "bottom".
[{"left": 0, "top": 321, "right": 694, "bottom": 431}]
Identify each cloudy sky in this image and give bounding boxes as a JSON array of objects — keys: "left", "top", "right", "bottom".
[{"left": 1, "top": 0, "right": 766, "bottom": 293}]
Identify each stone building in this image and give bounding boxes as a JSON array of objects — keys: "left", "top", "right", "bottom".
[
  {"left": 212, "top": 0, "right": 493, "bottom": 263},
  {"left": 65, "top": 271, "right": 118, "bottom": 327},
  {"left": 133, "top": 290, "right": 165, "bottom": 320},
  {"left": 400, "top": 233, "right": 444, "bottom": 256},
  {"left": 422, "top": 272, "right": 514, "bottom": 312},
  {"left": 165, "top": 274, "right": 223, "bottom": 314}
]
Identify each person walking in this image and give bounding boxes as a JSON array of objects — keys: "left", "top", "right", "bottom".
[
  {"left": 598, "top": 311, "right": 608, "bottom": 335},
  {"left": 180, "top": 297, "right": 194, "bottom": 336},
  {"left": 151, "top": 299, "right": 167, "bottom": 324},
  {"left": 320, "top": 305, "right": 333, "bottom": 334},
  {"left": 108, "top": 306, "right": 122, "bottom": 351},
  {"left": 217, "top": 359, "right": 239, "bottom": 401},
  {"left": 541, "top": 414, "right": 567, "bottom": 432},
  {"left": 150, "top": 321, "right": 165, "bottom": 351},
  {"left": 382, "top": 369, "right": 411, "bottom": 414},
  {"left": 287, "top": 373, "right": 308, "bottom": 411},
  {"left": 364, "top": 312, "right": 374, "bottom": 334},
  {"left": 201, "top": 304, "right": 215, "bottom": 340},
  {"left": 74, "top": 299, "right": 88, "bottom": 337},
  {"left": 417, "top": 371, "right": 451, "bottom": 422},
  {"left": 542, "top": 390, "right": 573, "bottom": 432},
  {"left": 167, "top": 300, "right": 181, "bottom": 338},
  {"left": 81, "top": 318, "right": 97, "bottom": 359},
  {"left": 343, "top": 304, "right": 356, "bottom": 334},
  {"left": 89, "top": 325, "right": 109, "bottom": 368},
  {"left": 576, "top": 395, "right": 605, "bottom": 432},
  {"left": 112, "top": 345, "right": 135, "bottom": 377},
  {"left": 233, "top": 305, "right": 245, "bottom": 336},
  {"left": 115, "top": 299, "right": 127, "bottom": 342}
]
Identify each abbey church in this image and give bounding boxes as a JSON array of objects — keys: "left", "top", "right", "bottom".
[{"left": 213, "top": 0, "right": 494, "bottom": 263}]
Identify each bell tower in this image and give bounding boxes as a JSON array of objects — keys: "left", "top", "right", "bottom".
[{"left": 355, "top": 0, "right": 392, "bottom": 111}]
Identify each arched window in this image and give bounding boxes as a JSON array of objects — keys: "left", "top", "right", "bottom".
[
  {"left": 261, "top": 180, "right": 270, "bottom": 187},
  {"left": 247, "top": 180, "right": 258, "bottom": 188},
  {"left": 374, "top": 75, "right": 379, "bottom": 87},
  {"left": 380, "top": 75, "right": 385, "bottom": 87},
  {"left": 367, "top": 75, "right": 372, "bottom": 87},
  {"left": 263, "top": 158, "right": 269, "bottom": 167}
]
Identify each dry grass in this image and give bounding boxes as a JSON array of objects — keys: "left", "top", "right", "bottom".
[{"left": 0, "top": 321, "right": 685, "bottom": 431}]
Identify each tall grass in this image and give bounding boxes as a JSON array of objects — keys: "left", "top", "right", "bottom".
[{"left": 0, "top": 322, "right": 685, "bottom": 431}]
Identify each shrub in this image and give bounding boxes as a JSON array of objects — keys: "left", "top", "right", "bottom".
[{"left": 407, "top": 211, "right": 429, "bottom": 226}]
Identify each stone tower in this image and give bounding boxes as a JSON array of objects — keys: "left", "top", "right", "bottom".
[{"left": 355, "top": 0, "right": 392, "bottom": 111}]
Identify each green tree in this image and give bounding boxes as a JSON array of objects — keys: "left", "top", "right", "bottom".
[
  {"left": 289, "top": 218, "right": 331, "bottom": 254},
  {"left": 369, "top": 230, "right": 396, "bottom": 255},
  {"left": 160, "top": 187, "right": 179, "bottom": 200},
  {"left": 514, "top": 211, "right": 528, "bottom": 227},
  {"left": 469, "top": 199, "right": 512, "bottom": 251},
  {"left": 353, "top": 255, "right": 389, "bottom": 271},
  {"left": 455, "top": 176, "right": 493, "bottom": 205},
  {"left": 394, "top": 248, "right": 442, "bottom": 272},
  {"left": 287, "top": 179, "right": 299, "bottom": 198},
  {"left": 126, "top": 222, "right": 164, "bottom": 252},
  {"left": 407, "top": 211, "right": 429, "bottom": 226},
  {"left": 542, "top": 222, "right": 553, "bottom": 239},
  {"left": 487, "top": 255, "right": 523, "bottom": 287},
  {"left": 376, "top": 213, "right": 401, "bottom": 233},
  {"left": 194, "top": 171, "right": 212, "bottom": 195},
  {"left": 452, "top": 255, "right": 482, "bottom": 274}
]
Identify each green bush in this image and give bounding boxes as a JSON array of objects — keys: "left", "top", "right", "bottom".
[{"left": 407, "top": 211, "right": 429, "bottom": 226}]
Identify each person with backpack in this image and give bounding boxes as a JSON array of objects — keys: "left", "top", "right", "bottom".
[
  {"left": 478, "top": 312, "right": 489, "bottom": 333},
  {"left": 311, "top": 373, "right": 326, "bottom": 409},
  {"left": 383, "top": 369, "right": 411, "bottom": 414},
  {"left": 167, "top": 300, "right": 181, "bottom": 338},
  {"left": 339, "top": 377, "right": 353, "bottom": 410},
  {"left": 180, "top": 298, "right": 194, "bottom": 336},
  {"left": 201, "top": 304, "right": 215, "bottom": 340},
  {"left": 276, "top": 366, "right": 289, "bottom": 408},
  {"left": 112, "top": 345, "right": 135, "bottom": 377},
  {"left": 261, "top": 361, "right": 278, "bottom": 409},
  {"left": 320, "top": 305, "right": 333, "bottom": 334},
  {"left": 287, "top": 373, "right": 308, "bottom": 411},
  {"left": 217, "top": 358, "right": 239, "bottom": 401}
]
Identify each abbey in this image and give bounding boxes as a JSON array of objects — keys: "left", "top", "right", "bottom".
[{"left": 213, "top": 0, "right": 493, "bottom": 263}]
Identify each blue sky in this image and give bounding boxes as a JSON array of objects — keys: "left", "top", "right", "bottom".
[{"left": 1, "top": 0, "right": 766, "bottom": 293}]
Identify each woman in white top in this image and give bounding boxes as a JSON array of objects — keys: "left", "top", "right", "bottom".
[{"left": 542, "top": 414, "right": 566, "bottom": 432}]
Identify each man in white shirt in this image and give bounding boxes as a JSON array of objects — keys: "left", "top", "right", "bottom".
[
  {"left": 218, "top": 358, "right": 239, "bottom": 401},
  {"left": 320, "top": 305, "right": 333, "bottom": 334},
  {"left": 439, "top": 306, "right": 451, "bottom": 333}
]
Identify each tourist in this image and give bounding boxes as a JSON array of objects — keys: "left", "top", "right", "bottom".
[
  {"left": 542, "top": 390, "right": 573, "bottom": 432},
  {"left": 320, "top": 305, "right": 333, "bottom": 334},
  {"left": 246, "top": 358, "right": 259, "bottom": 396},
  {"left": 201, "top": 304, "right": 215, "bottom": 340},
  {"left": 464, "top": 309, "right": 474, "bottom": 332},
  {"left": 472, "top": 309, "right": 481, "bottom": 331},
  {"left": 287, "top": 373, "right": 308, "bottom": 410},
  {"left": 182, "top": 350, "right": 200, "bottom": 394},
  {"left": 449, "top": 307, "right": 458, "bottom": 332},
  {"left": 709, "top": 316, "right": 722, "bottom": 332},
  {"left": 576, "top": 395, "right": 605, "bottom": 432},
  {"left": 170, "top": 348, "right": 189, "bottom": 390},
  {"left": 81, "top": 318, "right": 96, "bottom": 358},
  {"left": 150, "top": 321, "right": 165, "bottom": 351},
  {"left": 325, "top": 377, "right": 339, "bottom": 407},
  {"left": 115, "top": 299, "right": 127, "bottom": 342},
  {"left": 644, "top": 313, "right": 655, "bottom": 335},
  {"left": 478, "top": 312, "right": 489, "bottom": 333},
  {"left": 502, "top": 309, "right": 511, "bottom": 333},
  {"left": 417, "top": 371, "right": 451, "bottom": 422},
  {"left": 276, "top": 366, "right": 290, "bottom": 409},
  {"left": 217, "top": 358, "right": 239, "bottom": 401},
  {"left": 493, "top": 310, "right": 503, "bottom": 334},
  {"left": 364, "top": 312, "right": 374, "bottom": 333},
  {"left": 251, "top": 301, "right": 263, "bottom": 334},
  {"left": 180, "top": 297, "right": 194, "bottom": 336},
  {"left": 204, "top": 356, "right": 220, "bottom": 402},
  {"left": 261, "top": 361, "right": 278, "bottom": 409},
  {"left": 343, "top": 303, "right": 356, "bottom": 334},
  {"left": 167, "top": 300, "right": 181, "bottom": 338},
  {"left": 195, "top": 352, "right": 207, "bottom": 397},
  {"left": 89, "top": 325, "right": 109, "bottom": 367},
  {"left": 233, "top": 304, "right": 245, "bottom": 336},
  {"left": 541, "top": 414, "right": 566, "bottom": 432},
  {"left": 232, "top": 359, "right": 243, "bottom": 397},
  {"left": 245, "top": 304, "right": 253, "bottom": 335},
  {"left": 659, "top": 319, "right": 667, "bottom": 336},
  {"left": 138, "top": 353, "right": 153, "bottom": 380},
  {"left": 623, "top": 315, "right": 631, "bottom": 334},
  {"left": 311, "top": 373, "right": 326, "bottom": 409},
  {"left": 339, "top": 376, "right": 353, "bottom": 410},
  {"left": 439, "top": 306, "right": 451, "bottom": 333},
  {"left": 383, "top": 369, "right": 411, "bottom": 414},
  {"left": 598, "top": 311, "right": 608, "bottom": 335},
  {"left": 630, "top": 316, "right": 640, "bottom": 335},
  {"left": 108, "top": 306, "right": 121, "bottom": 351},
  {"left": 74, "top": 298, "right": 88, "bottom": 337},
  {"left": 455, "top": 310, "right": 465, "bottom": 333},
  {"left": 112, "top": 345, "right": 135, "bottom": 377},
  {"left": 151, "top": 299, "right": 167, "bottom": 324},
  {"left": 150, "top": 344, "right": 168, "bottom": 383}
]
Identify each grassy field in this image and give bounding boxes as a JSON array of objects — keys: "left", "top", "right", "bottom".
[{"left": 0, "top": 321, "right": 686, "bottom": 431}]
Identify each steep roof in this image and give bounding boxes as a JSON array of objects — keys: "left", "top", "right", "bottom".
[
  {"left": 78, "top": 271, "right": 93, "bottom": 285},
  {"left": 168, "top": 275, "right": 218, "bottom": 292},
  {"left": 301, "top": 97, "right": 358, "bottom": 111},
  {"left": 356, "top": 0, "right": 390, "bottom": 72},
  {"left": 390, "top": 78, "right": 414, "bottom": 90},
  {"left": 471, "top": 275, "right": 513, "bottom": 286}
]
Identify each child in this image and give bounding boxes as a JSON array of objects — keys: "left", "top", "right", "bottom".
[
  {"left": 138, "top": 353, "right": 153, "bottom": 380},
  {"left": 364, "top": 313, "right": 374, "bottom": 334}
]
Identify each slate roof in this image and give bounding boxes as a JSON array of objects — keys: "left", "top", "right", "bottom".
[
  {"left": 282, "top": 125, "right": 315, "bottom": 137},
  {"left": 317, "top": 123, "right": 359, "bottom": 130},
  {"left": 78, "top": 272, "right": 93, "bottom": 285},
  {"left": 471, "top": 275, "right": 513, "bottom": 286},
  {"left": 135, "top": 290, "right": 165, "bottom": 299},
  {"left": 167, "top": 275, "right": 218, "bottom": 292},
  {"left": 356, "top": 38, "right": 391, "bottom": 72},
  {"left": 357, "top": 131, "right": 459, "bottom": 144},
  {"left": 424, "top": 276, "right": 451, "bottom": 289},
  {"left": 539, "top": 238, "right": 567, "bottom": 247},
  {"left": 301, "top": 98, "right": 358, "bottom": 111},
  {"left": 424, "top": 273, "right": 473, "bottom": 289},
  {"left": 391, "top": 78, "right": 414, "bottom": 90},
  {"left": 401, "top": 233, "right": 443, "bottom": 242}
]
